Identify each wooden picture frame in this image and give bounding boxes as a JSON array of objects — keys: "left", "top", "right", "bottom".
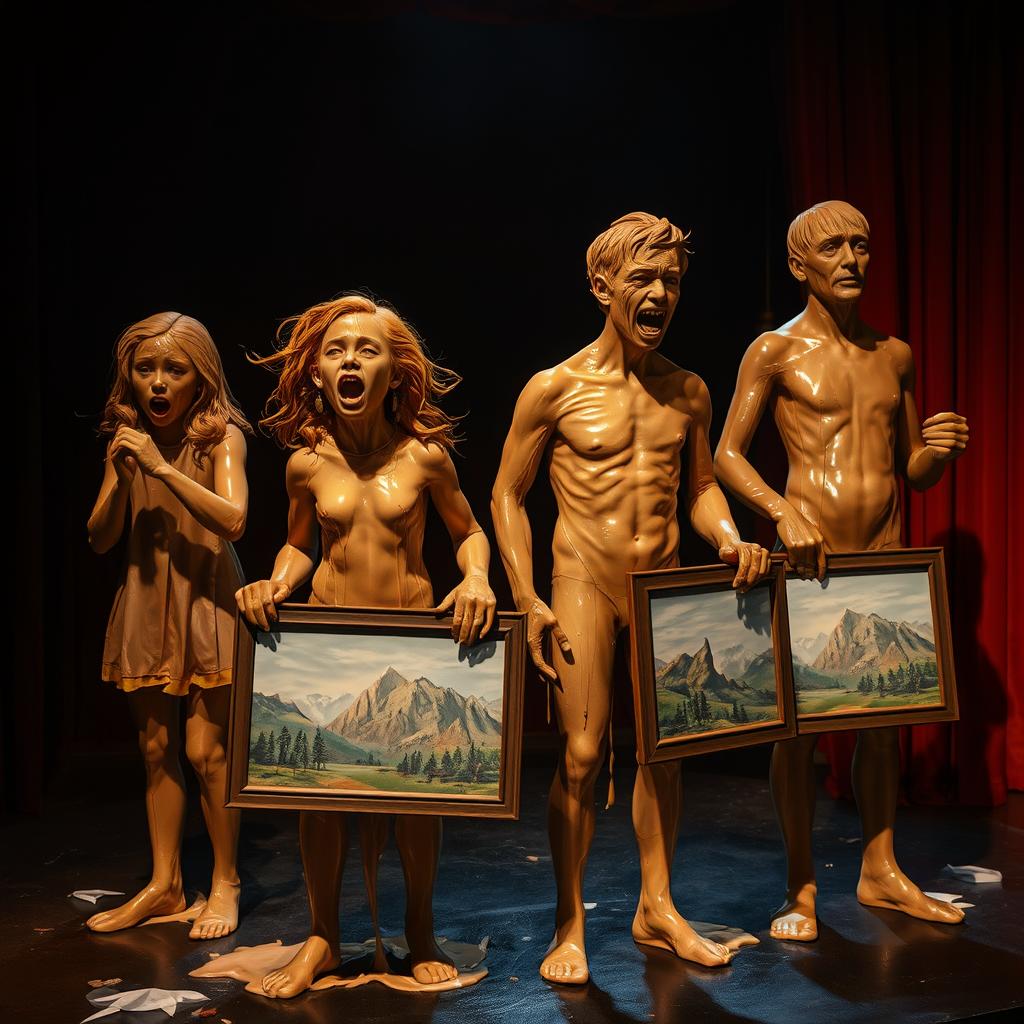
[
  {"left": 227, "top": 605, "right": 526, "bottom": 818},
  {"left": 628, "top": 562, "right": 797, "bottom": 763},
  {"left": 784, "top": 548, "right": 958, "bottom": 734}
]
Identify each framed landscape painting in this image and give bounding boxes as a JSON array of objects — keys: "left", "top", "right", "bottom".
[
  {"left": 227, "top": 606, "right": 526, "bottom": 818},
  {"left": 785, "top": 548, "right": 958, "bottom": 734},
  {"left": 628, "top": 562, "right": 797, "bottom": 763}
]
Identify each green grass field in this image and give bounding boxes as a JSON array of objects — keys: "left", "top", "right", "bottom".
[
  {"left": 246, "top": 761, "right": 499, "bottom": 798},
  {"left": 657, "top": 690, "right": 777, "bottom": 739},
  {"left": 797, "top": 685, "right": 942, "bottom": 716}
]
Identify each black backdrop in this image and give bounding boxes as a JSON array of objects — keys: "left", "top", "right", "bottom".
[{"left": 13, "top": 1, "right": 798, "bottom": 813}]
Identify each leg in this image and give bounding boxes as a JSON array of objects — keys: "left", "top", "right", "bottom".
[
  {"left": 360, "top": 814, "right": 390, "bottom": 972},
  {"left": 768, "top": 734, "right": 819, "bottom": 940},
  {"left": 540, "top": 578, "right": 618, "bottom": 985},
  {"left": 87, "top": 688, "right": 187, "bottom": 931},
  {"left": 261, "top": 812, "right": 346, "bottom": 998},
  {"left": 184, "top": 685, "right": 240, "bottom": 940},
  {"left": 631, "top": 763, "right": 743, "bottom": 965},
  {"left": 395, "top": 814, "right": 457, "bottom": 984},
  {"left": 854, "top": 727, "right": 963, "bottom": 925}
]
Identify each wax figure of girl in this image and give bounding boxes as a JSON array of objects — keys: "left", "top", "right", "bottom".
[
  {"left": 87, "top": 312, "right": 251, "bottom": 939},
  {"left": 236, "top": 294, "right": 496, "bottom": 998}
]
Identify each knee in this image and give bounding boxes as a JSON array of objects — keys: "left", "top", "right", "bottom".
[
  {"left": 185, "top": 734, "right": 226, "bottom": 781},
  {"left": 138, "top": 731, "right": 176, "bottom": 769},
  {"left": 562, "top": 733, "right": 604, "bottom": 790}
]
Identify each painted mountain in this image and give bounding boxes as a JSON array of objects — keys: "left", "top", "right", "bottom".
[
  {"left": 291, "top": 691, "right": 353, "bottom": 725},
  {"left": 326, "top": 666, "right": 502, "bottom": 759},
  {"left": 716, "top": 643, "right": 756, "bottom": 681},
  {"left": 811, "top": 609, "right": 935, "bottom": 677},
  {"left": 656, "top": 638, "right": 764, "bottom": 705},
  {"left": 250, "top": 691, "right": 367, "bottom": 763},
  {"left": 791, "top": 631, "right": 829, "bottom": 665}
]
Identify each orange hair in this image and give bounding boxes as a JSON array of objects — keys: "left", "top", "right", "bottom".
[
  {"left": 100, "top": 312, "right": 252, "bottom": 464},
  {"left": 586, "top": 212, "right": 691, "bottom": 300},
  {"left": 255, "top": 294, "right": 460, "bottom": 452},
  {"left": 787, "top": 200, "right": 870, "bottom": 262}
]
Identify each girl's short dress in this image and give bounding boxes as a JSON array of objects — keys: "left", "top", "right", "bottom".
[{"left": 102, "top": 441, "right": 243, "bottom": 696}]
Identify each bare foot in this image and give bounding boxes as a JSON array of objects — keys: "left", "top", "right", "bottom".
[
  {"left": 857, "top": 867, "right": 965, "bottom": 925},
  {"left": 261, "top": 936, "right": 339, "bottom": 999},
  {"left": 632, "top": 904, "right": 734, "bottom": 967},
  {"left": 770, "top": 884, "right": 818, "bottom": 942},
  {"left": 540, "top": 935, "right": 589, "bottom": 985},
  {"left": 189, "top": 879, "right": 240, "bottom": 940},
  {"left": 406, "top": 931, "right": 457, "bottom": 985},
  {"left": 86, "top": 883, "right": 185, "bottom": 933}
]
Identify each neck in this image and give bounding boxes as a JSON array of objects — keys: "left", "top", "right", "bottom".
[
  {"left": 592, "top": 317, "right": 650, "bottom": 375},
  {"left": 330, "top": 410, "right": 394, "bottom": 455},
  {"left": 145, "top": 417, "right": 187, "bottom": 447},
  {"left": 805, "top": 293, "right": 862, "bottom": 343}
]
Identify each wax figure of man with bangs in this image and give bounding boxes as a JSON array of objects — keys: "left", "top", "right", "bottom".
[
  {"left": 492, "top": 212, "right": 770, "bottom": 984},
  {"left": 714, "top": 200, "right": 969, "bottom": 942}
]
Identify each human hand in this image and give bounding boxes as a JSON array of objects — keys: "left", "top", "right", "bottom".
[
  {"left": 108, "top": 438, "right": 137, "bottom": 486},
  {"left": 922, "top": 412, "right": 969, "bottom": 463},
  {"left": 776, "top": 505, "right": 826, "bottom": 581},
  {"left": 718, "top": 540, "right": 771, "bottom": 591},
  {"left": 235, "top": 579, "right": 292, "bottom": 629},
  {"left": 437, "top": 573, "right": 497, "bottom": 646},
  {"left": 110, "top": 426, "right": 167, "bottom": 477},
  {"left": 523, "top": 597, "right": 571, "bottom": 682}
]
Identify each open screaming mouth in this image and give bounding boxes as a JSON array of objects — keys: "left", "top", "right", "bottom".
[
  {"left": 149, "top": 397, "right": 171, "bottom": 415},
  {"left": 636, "top": 309, "right": 666, "bottom": 336},
  {"left": 339, "top": 378, "right": 365, "bottom": 401}
]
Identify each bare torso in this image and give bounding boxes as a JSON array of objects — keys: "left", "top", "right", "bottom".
[
  {"left": 546, "top": 350, "right": 694, "bottom": 594},
  {"left": 298, "top": 437, "right": 434, "bottom": 608},
  {"left": 766, "top": 328, "right": 906, "bottom": 551}
]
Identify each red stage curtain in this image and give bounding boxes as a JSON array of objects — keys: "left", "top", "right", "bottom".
[{"left": 782, "top": 0, "right": 1021, "bottom": 804}]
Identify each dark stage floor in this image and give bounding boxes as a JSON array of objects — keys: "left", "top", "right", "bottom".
[{"left": 3, "top": 745, "right": 1022, "bottom": 1024}]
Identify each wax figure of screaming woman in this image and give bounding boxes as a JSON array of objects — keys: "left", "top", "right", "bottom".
[
  {"left": 236, "top": 295, "right": 496, "bottom": 997},
  {"left": 714, "top": 200, "right": 969, "bottom": 942},
  {"left": 88, "top": 313, "right": 251, "bottom": 939},
  {"left": 491, "top": 213, "right": 771, "bottom": 985}
]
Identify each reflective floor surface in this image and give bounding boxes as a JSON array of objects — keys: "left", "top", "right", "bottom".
[{"left": 3, "top": 747, "right": 1022, "bottom": 1023}]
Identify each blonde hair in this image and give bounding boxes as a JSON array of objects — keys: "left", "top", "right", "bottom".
[
  {"left": 586, "top": 212, "right": 691, "bottom": 299},
  {"left": 787, "top": 200, "right": 870, "bottom": 262},
  {"left": 100, "top": 312, "right": 252, "bottom": 464},
  {"left": 255, "top": 294, "right": 460, "bottom": 452}
]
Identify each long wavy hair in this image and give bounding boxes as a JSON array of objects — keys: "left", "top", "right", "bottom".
[
  {"left": 100, "top": 312, "right": 252, "bottom": 464},
  {"left": 254, "top": 294, "right": 461, "bottom": 452}
]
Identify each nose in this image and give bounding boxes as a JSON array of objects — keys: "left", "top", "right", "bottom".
[
  {"left": 839, "top": 241, "right": 857, "bottom": 266},
  {"left": 341, "top": 348, "right": 360, "bottom": 369},
  {"left": 648, "top": 278, "right": 667, "bottom": 302},
  {"left": 152, "top": 373, "right": 167, "bottom": 393}
]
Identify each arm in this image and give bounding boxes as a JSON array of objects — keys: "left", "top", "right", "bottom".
[
  {"left": 109, "top": 425, "right": 248, "bottom": 540},
  {"left": 426, "top": 447, "right": 497, "bottom": 645},
  {"left": 714, "top": 336, "right": 825, "bottom": 580},
  {"left": 894, "top": 344, "right": 969, "bottom": 491},
  {"left": 87, "top": 441, "right": 135, "bottom": 553},
  {"left": 235, "top": 451, "right": 320, "bottom": 629},
  {"left": 490, "top": 372, "right": 571, "bottom": 679},
  {"left": 685, "top": 378, "right": 770, "bottom": 590}
]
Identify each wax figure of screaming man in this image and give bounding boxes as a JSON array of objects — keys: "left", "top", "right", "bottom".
[
  {"left": 492, "top": 213, "right": 771, "bottom": 985},
  {"left": 714, "top": 200, "right": 969, "bottom": 942}
]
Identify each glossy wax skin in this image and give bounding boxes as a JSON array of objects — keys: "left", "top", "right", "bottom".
[
  {"left": 714, "top": 200, "right": 969, "bottom": 941},
  {"left": 236, "top": 309, "right": 495, "bottom": 998},
  {"left": 493, "top": 215, "right": 769, "bottom": 986}
]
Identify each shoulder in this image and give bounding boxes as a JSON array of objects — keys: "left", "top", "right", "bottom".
[
  {"left": 402, "top": 436, "right": 455, "bottom": 479},
  {"left": 285, "top": 446, "right": 321, "bottom": 488},
  {"left": 511, "top": 363, "right": 574, "bottom": 423},
  {"left": 213, "top": 423, "right": 247, "bottom": 455},
  {"left": 741, "top": 330, "right": 797, "bottom": 369},
  {"left": 879, "top": 335, "right": 914, "bottom": 375}
]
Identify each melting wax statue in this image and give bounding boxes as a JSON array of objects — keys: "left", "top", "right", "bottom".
[
  {"left": 714, "top": 200, "right": 970, "bottom": 941},
  {"left": 235, "top": 295, "right": 496, "bottom": 997},
  {"left": 492, "top": 213, "right": 769, "bottom": 985},
  {"left": 87, "top": 313, "right": 252, "bottom": 939}
]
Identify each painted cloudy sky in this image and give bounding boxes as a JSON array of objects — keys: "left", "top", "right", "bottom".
[
  {"left": 252, "top": 630, "right": 504, "bottom": 705},
  {"left": 786, "top": 569, "right": 933, "bottom": 643},
  {"left": 650, "top": 585, "right": 773, "bottom": 665}
]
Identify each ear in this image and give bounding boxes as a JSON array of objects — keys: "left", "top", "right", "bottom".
[
  {"left": 788, "top": 255, "right": 807, "bottom": 282},
  {"left": 591, "top": 273, "right": 613, "bottom": 310},
  {"left": 310, "top": 366, "right": 323, "bottom": 389}
]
